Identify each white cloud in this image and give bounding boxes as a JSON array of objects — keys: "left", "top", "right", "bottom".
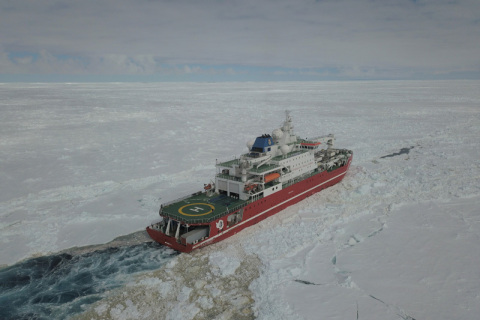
[
  {"left": 13, "top": 56, "right": 33, "bottom": 65},
  {"left": 0, "top": 0, "right": 479, "bottom": 79}
]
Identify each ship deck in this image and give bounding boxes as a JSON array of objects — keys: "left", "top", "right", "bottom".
[{"left": 161, "top": 192, "right": 248, "bottom": 224}]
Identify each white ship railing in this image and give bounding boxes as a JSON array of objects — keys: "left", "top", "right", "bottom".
[
  {"left": 160, "top": 192, "right": 203, "bottom": 210},
  {"left": 216, "top": 173, "right": 242, "bottom": 182},
  {"left": 160, "top": 200, "right": 254, "bottom": 224}
]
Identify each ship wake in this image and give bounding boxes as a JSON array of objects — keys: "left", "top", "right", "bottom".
[{"left": 0, "top": 238, "right": 177, "bottom": 320}]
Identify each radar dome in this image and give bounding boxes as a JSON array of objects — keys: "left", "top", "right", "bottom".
[
  {"left": 247, "top": 139, "right": 255, "bottom": 150},
  {"left": 280, "top": 145, "right": 290, "bottom": 155},
  {"left": 272, "top": 128, "right": 283, "bottom": 140}
]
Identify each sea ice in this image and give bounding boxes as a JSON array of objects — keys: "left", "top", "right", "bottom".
[{"left": 1, "top": 81, "right": 479, "bottom": 319}]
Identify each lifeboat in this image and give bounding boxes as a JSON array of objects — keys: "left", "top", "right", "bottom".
[
  {"left": 264, "top": 172, "right": 280, "bottom": 183},
  {"left": 244, "top": 183, "right": 258, "bottom": 191},
  {"left": 204, "top": 184, "right": 212, "bottom": 190}
]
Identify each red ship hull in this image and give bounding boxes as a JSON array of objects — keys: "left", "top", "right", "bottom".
[{"left": 147, "top": 155, "right": 352, "bottom": 252}]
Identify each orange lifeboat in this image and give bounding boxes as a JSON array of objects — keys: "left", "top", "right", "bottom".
[
  {"left": 264, "top": 172, "right": 280, "bottom": 183},
  {"left": 244, "top": 183, "right": 258, "bottom": 191},
  {"left": 204, "top": 184, "right": 212, "bottom": 190}
]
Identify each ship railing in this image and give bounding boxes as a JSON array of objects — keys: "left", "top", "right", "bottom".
[
  {"left": 245, "top": 152, "right": 267, "bottom": 159},
  {"left": 216, "top": 173, "right": 242, "bottom": 182},
  {"left": 272, "top": 149, "right": 308, "bottom": 162},
  {"left": 161, "top": 193, "right": 201, "bottom": 209},
  {"left": 216, "top": 157, "right": 240, "bottom": 168},
  {"left": 248, "top": 163, "right": 280, "bottom": 174},
  {"left": 224, "top": 201, "right": 250, "bottom": 215},
  {"left": 279, "top": 152, "right": 352, "bottom": 189}
]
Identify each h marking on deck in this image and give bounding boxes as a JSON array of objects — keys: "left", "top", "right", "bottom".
[{"left": 178, "top": 203, "right": 215, "bottom": 217}]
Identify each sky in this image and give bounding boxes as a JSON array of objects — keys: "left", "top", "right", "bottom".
[{"left": 1, "top": 0, "right": 480, "bottom": 82}]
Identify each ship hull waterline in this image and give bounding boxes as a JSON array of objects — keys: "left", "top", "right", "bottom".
[{"left": 146, "top": 155, "right": 352, "bottom": 253}]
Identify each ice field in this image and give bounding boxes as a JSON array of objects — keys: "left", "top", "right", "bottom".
[{"left": 1, "top": 81, "right": 479, "bottom": 319}]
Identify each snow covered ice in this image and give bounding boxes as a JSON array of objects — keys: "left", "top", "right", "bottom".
[{"left": 1, "top": 81, "right": 479, "bottom": 319}]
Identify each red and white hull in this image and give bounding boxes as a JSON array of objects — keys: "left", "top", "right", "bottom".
[{"left": 146, "top": 155, "right": 352, "bottom": 252}]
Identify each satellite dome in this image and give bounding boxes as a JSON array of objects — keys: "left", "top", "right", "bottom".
[
  {"left": 272, "top": 128, "right": 283, "bottom": 140},
  {"left": 247, "top": 139, "right": 255, "bottom": 150},
  {"left": 280, "top": 145, "right": 290, "bottom": 155}
]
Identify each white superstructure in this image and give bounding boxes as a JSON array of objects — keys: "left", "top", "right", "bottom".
[{"left": 212, "top": 111, "right": 351, "bottom": 201}]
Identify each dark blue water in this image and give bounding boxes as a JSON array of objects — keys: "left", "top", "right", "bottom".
[{"left": 0, "top": 242, "right": 177, "bottom": 320}]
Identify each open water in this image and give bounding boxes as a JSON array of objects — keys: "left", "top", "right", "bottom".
[{"left": 0, "top": 242, "right": 176, "bottom": 320}]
